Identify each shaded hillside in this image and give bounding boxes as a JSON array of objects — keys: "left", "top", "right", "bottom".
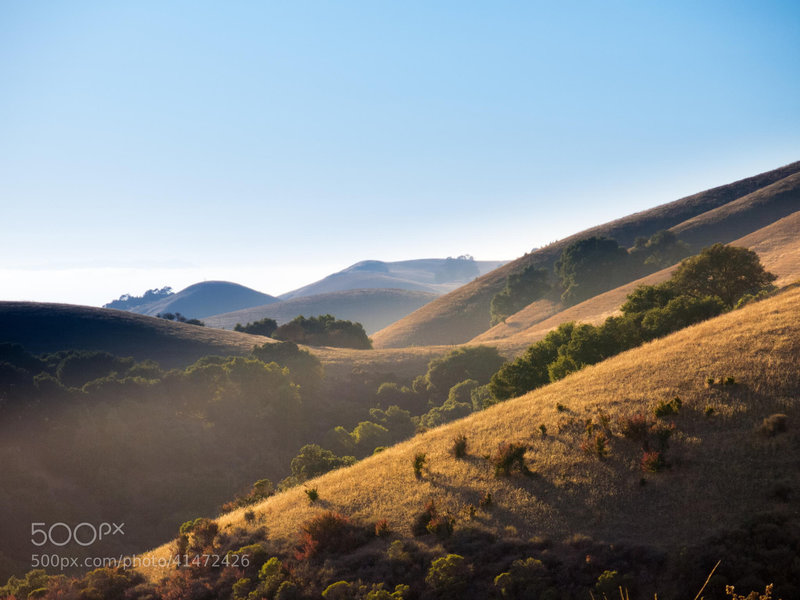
[
  {"left": 127, "top": 281, "right": 278, "bottom": 319},
  {"left": 205, "top": 288, "right": 438, "bottom": 334},
  {"left": 670, "top": 171, "right": 800, "bottom": 249},
  {"left": 0, "top": 302, "right": 268, "bottom": 368},
  {"left": 475, "top": 210, "right": 800, "bottom": 355},
  {"left": 372, "top": 161, "right": 800, "bottom": 348},
  {"left": 141, "top": 286, "right": 800, "bottom": 595},
  {"left": 280, "top": 258, "right": 507, "bottom": 299},
  {"left": 0, "top": 301, "right": 453, "bottom": 380}
]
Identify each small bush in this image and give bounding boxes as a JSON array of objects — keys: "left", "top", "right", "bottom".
[
  {"left": 581, "top": 433, "right": 609, "bottom": 459},
  {"left": 491, "top": 442, "right": 530, "bottom": 477},
  {"left": 724, "top": 376, "right": 736, "bottom": 386},
  {"left": 705, "top": 406, "right": 715, "bottom": 417},
  {"left": 413, "top": 452, "right": 427, "bottom": 478},
  {"left": 304, "top": 488, "right": 319, "bottom": 504},
  {"left": 539, "top": 424, "right": 547, "bottom": 438},
  {"left": 759, "top": 414, "right": 788, "bottom": 437},
  {"left": 244, "top": 510, "right": 256, "bottom": 524},
  {"left": 654, "top": 396, "right": 682, "bottom": 418},
  {"left": 641, "top": 450, "right": 667, "bottom": 472},
  {"left": 556, "top": 403, "right": 568, "bottom": 412},
  {"left": 706, "top": 377, "right": 716, "bottom": 387},
  {"left": 295, "top": 512, "right": 367, "bottom": 560},
  {"left": 426, "top": 514, "right": 455, "bottom": 538},
  {"left": 412, "top": 501, "right": 438, "bottom": 537},
  {"left": 620, "top": 413, "right": 650, "bottom": 445},
  {"left": 451, "top": 434, "right": 468, "bottom": 459},
  {"left": 375, "top": 519, "right": 391, "bottom": 538},
  {"left": 479, "top": 492, "right": 493, "bottom": 508},
  {"left": 425, "top": 554, "right": 471, "bottom": 598}
]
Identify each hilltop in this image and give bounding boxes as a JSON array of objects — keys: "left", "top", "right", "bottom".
[
  {"left": 205, "top": 288, "right": 438, "bottom": 335},
  {"left": 371, "top": 160, "right": 800, "bottom": 348},
  {"left": 280, "top": 258, "right": 507, "bottom": 299},
  {"left": 121, "top": 281, "right": 279, "bottom": 319}
]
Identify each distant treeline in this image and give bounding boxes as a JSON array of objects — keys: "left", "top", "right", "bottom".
[
  {"left": 235, "top": 314, "right": 372, "bottom": 349},
  {"left": 103, "top": 286, "right": 174, "bottom": 310},
  {"left": 490, "top": 230, "right": 692, "bottom": 324}
]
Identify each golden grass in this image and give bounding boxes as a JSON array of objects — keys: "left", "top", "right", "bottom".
[{"left": 139, "top": 286, "right": 800, "bottom": 581}]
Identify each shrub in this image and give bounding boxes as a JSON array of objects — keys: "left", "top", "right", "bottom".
[
  {"left": 759, "top": 414, "right": 788, "bottom": 437},
  {"left": 581, "top": 433, "right": 609, "bottom": 459},
  {"left": 412, "top": 501, "right": 438, "bottom": 537},
  {"left": 451, "top": 434, "right": 468, "bottom": 458},
  {"left": 491, "top": 442, "right": 530, "bottom": 477},
  {"left": 539, "top": 424, "right": 547, "bottom": 438},
  {"left": 494, "top": 557, "right": 551, "bottom": 598},
  {"left": 413, "top": 452, "right": 427, "bottom": 478},
  {"left": 427, "top": 514, "right": 455, "bottom": 538},
  {"left": 375, "top": 519, "right": 391, "bottom": 538},
  {"left": 724, "top": 376, "right": 737, "bottom": 386},
  {"left": 244, "top": 510, "right": 256, "bottom": 524},
  {"left": 295, "top": 512, "right": 367, "bottom": 560},
  {"left": 641, "top": 451, "right": 667, "bottom": 472},
  {"left": 322, "top": 581, "right": 353, "bottom": 599},
  {"left": 304, "top": 488, "right": 319, "bottom": 503},
  {"left": 620, "top": 413, "right": 650, "bottom": 445},
  {"left": 654, "top": 396, "right": 682, "bottom": 418},
  {"left": 425, "top": 554, "right": 471, "bottom": 598},
  {"left": 479, "top": 492, "right": 493, "bottom": 508}
]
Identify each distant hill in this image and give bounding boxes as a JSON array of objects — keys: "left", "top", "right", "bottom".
[
  {"left": 371, "top": 160, "right": 800, "bottom": 348},
  {"left": 204, "top": 288, "right": 438, "bottom": 334},
  {"left": 279, "top": 257, "right": 507, "bottom": 299},
  {"left": 118, "top": 281, "right": 278, "bottom": 319}
]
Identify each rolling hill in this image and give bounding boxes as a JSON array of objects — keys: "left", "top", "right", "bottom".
[
  {"left": 0, "top": 302, "right": 270, "bottom": 368},
  {"left": 279, "top": 258, "right": 507, "bottom": 299},
  {"left": 122, "top": 281, "right": 279, "bottom": 319},
  {"left": 204, "top": 288, "right": 438, "bottom": 335},
  {"left": 371, "top": 160, "right": 800, "bottom": 348},
  {"left": 472, "top": 209, "right": 800, "bottom": 355}
]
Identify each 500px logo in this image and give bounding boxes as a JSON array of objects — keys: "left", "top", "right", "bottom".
[{"left": 31, "top": 522, "right": 125, "bottom": 547}]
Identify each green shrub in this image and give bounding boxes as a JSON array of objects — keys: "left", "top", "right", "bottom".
[
  {"left": 654, "top": 396, "right": 682, "bottom": 418},
  {"left": 304, "top": 488, "right": 319, "bottom": 503},
  {"left": 581, "top": 433, "right": 609, "bottom": 459},
  {"left": 413, "top": 452, "right": 427, "bottom": 478},
  {"left": 425, "top": 554, "right": 471, "bottom": 598},
  {"left": 491, "top": 442, "right": 530, "bottom": 477},
  {"left": 451, "top": 434, "right": 468, "bottom": 458}
]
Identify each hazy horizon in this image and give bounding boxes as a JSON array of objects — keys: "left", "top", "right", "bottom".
[{"left": 2, "top": 2, "right": 798, "bottom": 306}]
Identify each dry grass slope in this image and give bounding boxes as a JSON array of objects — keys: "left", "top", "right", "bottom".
[
  {"left": 371, "top": 161, "right": 800, "bottom": 348},
  {"left": 141, "top": 286, "right": 800, "bottom": 580}
]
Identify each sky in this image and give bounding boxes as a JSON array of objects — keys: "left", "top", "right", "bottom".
[{"left": 1, "top": 1, "right": 799, "bottom": 306}]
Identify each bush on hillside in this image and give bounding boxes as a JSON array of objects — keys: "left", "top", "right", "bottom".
[{"left": 234, "top": 317, "right": 278, "bottom": 336}]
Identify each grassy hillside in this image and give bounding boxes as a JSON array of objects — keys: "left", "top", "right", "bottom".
[
  {"left": 480, "top": 210, "right": 800, "bottom": 356},
  {"left": 204, "top": 288, "right": 438, "bottom": 334},
  {"left": 127, "top": 281, "right": 278, "bottom": 318},
  {"left": 141, "top": 285, "right": 800, "bottom": 594},
  {"left": 371, "top": 161, "right": 800, "bottom": 348},
  {"left": 280, "top": 258, "right": 507, "bottom": 299}
]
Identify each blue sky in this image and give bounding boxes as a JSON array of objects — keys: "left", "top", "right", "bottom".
[{"left": 1, "top": 1, "right": 799, "bottom": 305}]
